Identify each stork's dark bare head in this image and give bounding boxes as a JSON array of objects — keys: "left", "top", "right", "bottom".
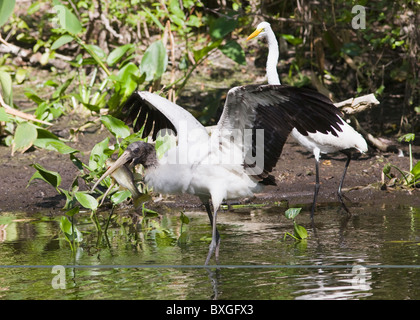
[
  {"left": 91, "top": 141, "right": 157, "bottom": 193},
  {"left": 124, "top": 141, "right": 157, "bottom": 169}
]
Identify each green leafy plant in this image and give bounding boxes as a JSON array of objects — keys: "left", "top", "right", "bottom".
[
  {"left": 383, "top": 133, "right": 420, "bottom": 188},
  {"left": 177, "top": 211, "right": 190, "bottom": 246},
  {"left": 72, "top": 68, "right": 108, "bottom": 113},
  {"left": 283, "top": 208, "right": 308, "bottom": 241},
  {"left": 50, "top": 3, "right": 172, "bottom": 115},
  {"left": 175, "top": 14, "right": 246, "bottom": 95},
  {"left": 28, "top": 115, "right": 156, "bottom": 248},
  {"left": 59, "top": 212, "right": 83, "bottom": 252},
  {"left": 25, "top": 77, "right": 73, "bottom": 122}
]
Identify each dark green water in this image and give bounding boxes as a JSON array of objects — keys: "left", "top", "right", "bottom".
[{"left": 0, "top": 200, "right": 419, "bottom": 300}]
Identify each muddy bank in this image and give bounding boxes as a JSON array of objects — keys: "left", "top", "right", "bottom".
[{"left": 1, "top": 117, "right": 419, "bottom": 215}]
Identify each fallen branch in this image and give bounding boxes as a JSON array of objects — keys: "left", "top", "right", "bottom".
[
  {"left": 0, "top": 42, "right": 72, "bottom": 69},
  {"left": 334, "top": 93, "right": 380, "bottom": 115},
  {"left": 100, "top": 13, "right": 124, "bottom": 41},
  {"left": 0, "top": 93, "right": 51, "bottom": 126},
  {"left": 349, "top": 115, "right": 397, "bottom": 152}
]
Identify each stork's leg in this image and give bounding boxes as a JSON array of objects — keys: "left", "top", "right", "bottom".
[
  {"left": 310, "top": 159, "right": 320, "bottom": 219},
  {"left": 338, "top": 152, "right": 352, "bottom": 198},
  {"left": 203, "top": 202, "right": 220, "bottom": 265},
  {"left": 203, "top": 202, "right": 220, "bottom": 245}
]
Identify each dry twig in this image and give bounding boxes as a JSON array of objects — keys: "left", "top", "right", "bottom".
[{"left": 0, "top": 92, "right": 51, "bottom": 126}]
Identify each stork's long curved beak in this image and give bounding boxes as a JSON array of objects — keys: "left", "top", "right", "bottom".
[
  {"left": 246, "top": 28, "right": 263, "bottom": 41},
  {"left": 91, "top": 150, "right": 134, "bottom": 192}
]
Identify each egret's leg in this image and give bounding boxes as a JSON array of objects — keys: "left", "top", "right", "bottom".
[
  {"left": 310, "top": 159, "right": 320, "bottom": 219},
  {"left": 338, "top": 152, "right": 352, "bottom": 198}
]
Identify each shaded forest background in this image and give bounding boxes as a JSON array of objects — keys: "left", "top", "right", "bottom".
[{"left": 0, "top": 0, "right": 419, "bottom": 153}]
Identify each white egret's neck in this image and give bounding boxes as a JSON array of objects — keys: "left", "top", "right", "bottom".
[{"left": 265, "top": 28, "right": 281, "bottom": 85}]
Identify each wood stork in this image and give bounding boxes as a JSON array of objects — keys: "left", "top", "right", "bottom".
[
  {"left": 247, "top": 21, "right": 368, "bottom": 215},
  {"left": 93, "top": 84, "right": 346, "bottom": 264}
]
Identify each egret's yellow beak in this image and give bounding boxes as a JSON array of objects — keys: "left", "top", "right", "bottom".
[{"left": 246, "top": 28, "right": 263, "bottom": 41}]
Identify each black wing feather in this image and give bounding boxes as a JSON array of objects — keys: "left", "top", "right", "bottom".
[
  {"left": 228, "top": 84, "right": 344, "bottom": 183},
  {"left": 119, "top": 91, "right": 177, "bottom": 140}
]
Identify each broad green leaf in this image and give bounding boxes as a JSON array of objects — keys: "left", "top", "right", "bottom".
[
  {"left": 140, "top": 40, "right": 168, "bottom": 82},
  {"left": 83, "top": 44, "right": 106, "bottom": 61},
  {"left": 75, "top": 192, "right": 98, "bottom": 211},
  {"left": 60, "top": 215, "right": 72, "bottom": 234},
  {"left": 34, "top": 138, "right": 78, "bottom": 154},
  {"left": 411, "top": 161, "right": 420, "bottom": 180},
  {"left": 209, "top": 17, "right": 237, "bottom": 40},
  {"left": 89, "top": 137, "right": 111, "bottom": 171},
  {"left": 15, "top": 68, "right": 27, "bottom": 84},
  {"left": 168, "top": 0, "right": 185, "bottom": 27},
  {"left": 80, "top": 43, "right": 110, "bottom": 76},
  {"left": 12, "top": 122, "right": 37, "bottom": 154},
  {"left": 113, "top": 61, "right": 141, "bottom": 82},
  {"left": 0, "top": 70, "right": 13, "bottom": 105},
  {"left": 36, "top": 128, "right": 60, "bottom": 139},
  {"left": 28, "top": 163, "right": 61, "bottom": 191},
  {"left": 65, "top": 206, "right": 79, "bottom": 217},
  {"left": 111, "top": 190, "right": 131, "bottom": 205},
  {"left": 60, "top": 216, "right": 83, "bottom": 243},
  {"left": 0, "top": 0, "right": 15, "bottom": 27},
  {"left": 51, "top": 34, "right": 74, "bottom": 50},
  {"left": 285, "top": 207, "right": 302, "bottom": 220},
  {"left": 180, "top": 211, "right": 190, "bottom": 224},
  {"left": 0, "top": 107, "right": 9, "bottom": 121},
  {"left": 281, "top": 34, "right": 303, "bottom": 46},
  {"left": 193, "top": 39, "right": 222, "bottom": 63},
  {"left": 398, "top": 133, "right": 415, "bottom": 143},
  {"left": 187, "top": 15, "right": 201, "bottom": 28},
  {"left": 100, "top": 115, "right": 130, "bottom": 139},
  {"left": 70, "top": 153, "right": 86, "bottom": 174},
  {"left": 44, "top": 80, "right": 59, "bottom": 87},
  {"left": 294, "top": 222, "right": 308, "bottom": 240},
  {"left": 24, "top": 89, "right": 45, "bottom": 105},
  {"left": 111, "top": 62, "right": 142, "bottom": 102},
  {"left": 220, "top": 40, "right": 246, "bottom": 65},
  {"left": 53, "top": 5, "right": 82, "bottom": 35},
  {"left": 122, "top": 131, "right": 146, "bottom": 147},
  {"left": 107, "top": 44, "right": 135, "bottom": 66}
]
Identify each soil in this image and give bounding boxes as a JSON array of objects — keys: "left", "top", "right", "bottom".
[{"left": 1, "top": 112, "right": 419, "bottom": 215}]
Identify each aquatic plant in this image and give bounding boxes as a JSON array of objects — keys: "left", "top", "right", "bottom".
[
  {"left": 382, "top": 133, "right": 420, "bottom": 189},
  {"left": 283, "top": 207, "right": 308, "bottom": 241}
]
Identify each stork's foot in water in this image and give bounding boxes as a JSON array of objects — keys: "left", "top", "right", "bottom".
[
  {"left": 337, "top": 192, "right": 351, "bottom": 215},
  {"left": 205, "top": 238, "right": 221, "bottom": 265}
]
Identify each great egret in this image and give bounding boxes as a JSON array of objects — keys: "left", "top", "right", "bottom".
[
  {"left": 247, "top": 21, "right": 368, "bottom": 215},
  {"left": 93, "top": 84, "right": 345, "bottom": 264}
]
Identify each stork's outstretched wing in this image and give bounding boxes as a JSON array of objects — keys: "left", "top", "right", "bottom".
[
  {"left": 120, "top": 91, "right": 207, "bottom": 140},
  {"left": 218, "top": 84, "right": 344, "bottom": 180}
]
